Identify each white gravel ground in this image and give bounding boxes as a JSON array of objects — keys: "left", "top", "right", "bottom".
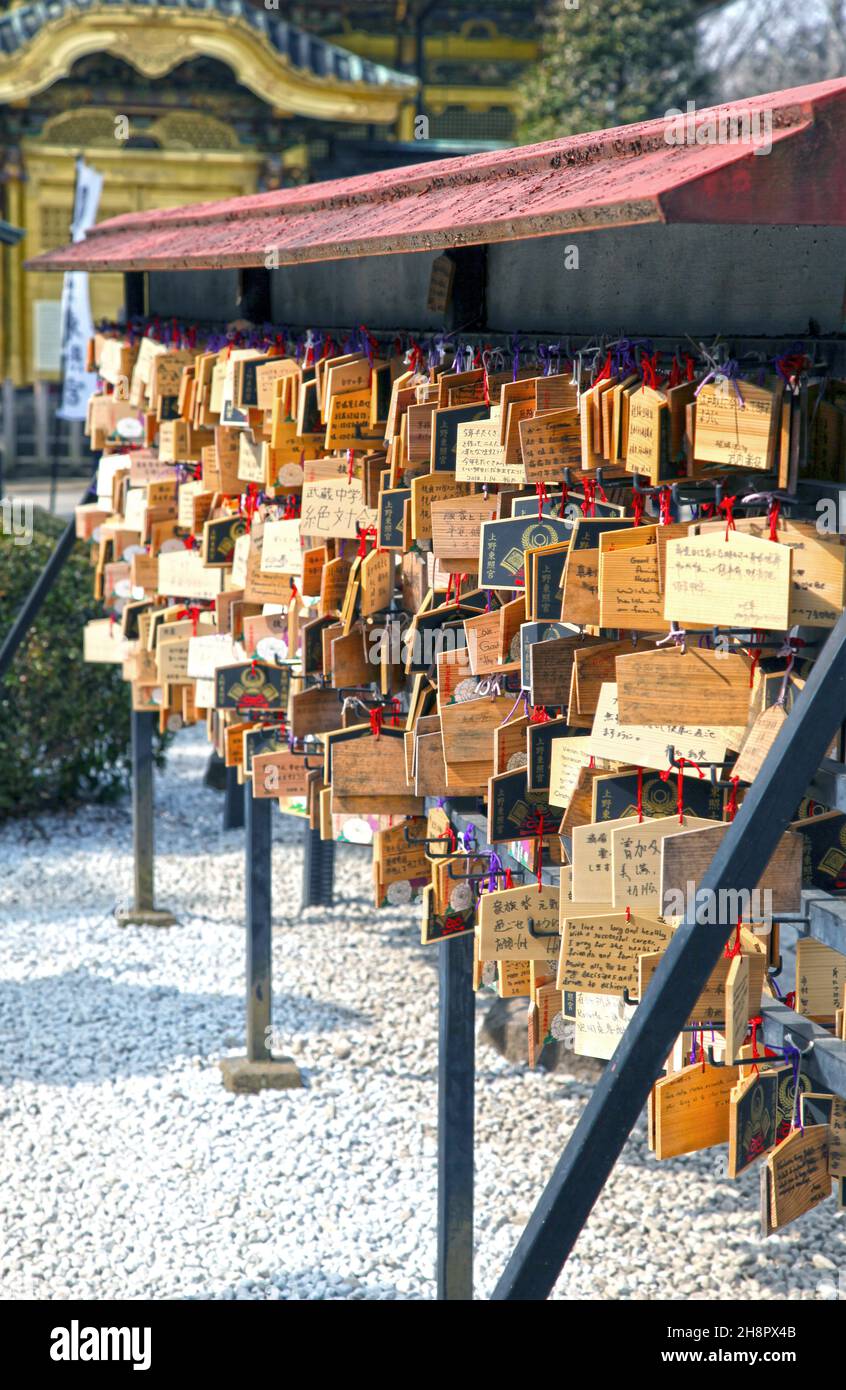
[{"left": 0, "top": 728, "right": 843, "bottom": 1301}]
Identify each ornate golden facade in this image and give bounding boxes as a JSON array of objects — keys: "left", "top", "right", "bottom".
[{"left": 0, "top": 1, "right": 542, "bottom": 385}]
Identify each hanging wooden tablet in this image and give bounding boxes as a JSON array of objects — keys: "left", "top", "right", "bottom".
[
  {"left": 789, "top": 809, "right": 846, "bottom": 890},
  {"left": 587, "top": 682, "right": 741, "bottom": 770},
  {"left": 519, "top": 408, "right": 580, "bottom": 483},
  {"left": 527, "top": 718, "right": 576, "bottom": 794},
  {"left": 694, "top": 378, "right": 783, "bottom": 472},
  {"left": 598, "top": 524, "right": 664, "bottom": 631},
  {"left": 215, "top": 661, "right": 291, "bottom": 712},
  {"left": 659, "top": 821, "right": 801, "bottom": 916},
  {"left": 731, "top": 703, "right": 788, "bottom": 783},
  {"left": 664, "top": 530, "right": 792, "bottom": 631},
  {"left": 615, "top": 647, "right": 752, "bottom": 727},
  {"left": 610, "top": 814, "right": 713, "bottom": 911},
  {"left": 724, "top": 952, "right": 751, "bottom": 1060},
  {"left": 570, "top": 815, "right": 635, "bottom": 903},
  {"left": 795, "top": 938, "right": 846, "bottom": 1021},
  {"left": 477, "top": 884, "right": 560, "bottom": 964},
  {"left": 653, "top": 1063, "right": 740, "bottom": 1160},
  {"left": 573, "top": 992, "right": 636, "bottom": 1060},
  {"left": 728, "top": 1066, "right": 788, "bottom": 1178},
  {"left": 764, "top": 1125, "right": 831, "bottom": 1234},
  {"left": 487, "top": 767, "right": 557, "bottom": 843},
  {"left": 558, "top": 909, "right": 673, "bottom": 996}
]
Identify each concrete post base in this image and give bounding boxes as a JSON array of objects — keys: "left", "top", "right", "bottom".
[
  {"left": 219, "top": 1056, "right": 303, "bottom": 1093},
  {"left": 116, "top": 907, "right": 178, "bottom": 928}
]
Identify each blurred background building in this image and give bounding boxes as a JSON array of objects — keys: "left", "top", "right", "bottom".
[{"left": 0, "top": 0, "right": 843, "bottom": 473}]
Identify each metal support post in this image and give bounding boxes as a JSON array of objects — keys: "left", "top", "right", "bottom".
[
  {"left": 219, "top": 790, "right": 301, "bottom": 1092},
  {"left": 245, "top": 791, "right": 272, "bottom": 1063},
  {"left": 223, "top": 765, "right": 245, "bottom": 830},
  {"left": 437, "top": 930, "right": 475, "bottom": 1301},
  {"left": 117, "top": 707, "right": 176, "bottom": 927},
  {"left": 302, "top": 822, "right": 334, "bottom": 909}
]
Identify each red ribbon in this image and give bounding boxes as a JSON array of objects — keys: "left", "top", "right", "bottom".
[
  {"left": 726, "top": 775, "right": 740, "bottom": 822},
  {"left": 176, "top": 605, "right": 201, "bottom": 637},
  {"left": 768, "top": 498, "right": 781, "bottom": 541},
  {"left": 632, "top": 491, "right": 644, "bottom": 527},
  {"left": 346, "top": 449, "right": 355, "bottom": 485},
  {"left": 718, "top": 495, "right": 737, "bottom": 540},
  {"left": 661, "top": 756, "right": 704, "bottom": 822},
  {"left": 536, "top": 481, "right": 550, "bottom": 519},
  {"left": 357, "top": 525, "right": 377, "bottom": 558},
  {"left": 640, "top": 350, "right": 661, "bottom": 390},
  {"left": 724, "top": 922, "right": 742, "bottom": 959},
  {"left": 595, "top": 350, "right": 614, "bottom": 383},
  {"left": 636, "top": 766, "right": 644, "bottom": 823},
  {"left": 370, "top": 708, "right": 383, "bottom": 740},
  {"left": 658, "top": 487, "right": 672, "bottom": 526},
  {"left": 581, "top": 478, "right": 596, "bottom": 517}
]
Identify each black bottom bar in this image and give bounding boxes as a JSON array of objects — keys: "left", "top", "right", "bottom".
[
  {"left": 302, "top": 822, "right": 334, "bottom": 909},
  {"left": 437, "top": 931, "right": 475, "bottom": 1301},
  {"left": 245, "top": 793, "right": 272, "bottom": 1063}
]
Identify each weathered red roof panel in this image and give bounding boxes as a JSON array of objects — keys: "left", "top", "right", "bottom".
[{"left": 26, "top": 79, "right": 846, "bottom": 273}]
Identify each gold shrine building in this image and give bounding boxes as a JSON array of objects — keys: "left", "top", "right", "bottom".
[{"left": 0, "top": 0, "right": 545, "bottom": 391}]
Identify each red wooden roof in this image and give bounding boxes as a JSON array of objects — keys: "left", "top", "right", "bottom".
[{"left": 27, "top": 79, "right": 846, "bottom": 274}]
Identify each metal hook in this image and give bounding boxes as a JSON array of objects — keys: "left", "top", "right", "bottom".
[
  {"left": 446, "top": 853, "right": 495, "bottom": 881},
  {"left": 527, "top": 918, "right": 560, "bottom": 939},
  {"left": 402, "top": 824, "right": 453, "bottom": 858},
  {"left": 783, "top": 1032, "right": 816, "bottom": 1057}
]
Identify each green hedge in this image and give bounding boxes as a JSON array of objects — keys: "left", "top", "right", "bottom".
[{"left": 0, "top": 506, "right": 167, "bottom": 819}]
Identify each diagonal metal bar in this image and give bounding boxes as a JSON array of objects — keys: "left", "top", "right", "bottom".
[
  {"left": 0, "top": 475, "right": 96, "bottom": 682},
  {"left": 492, "top": 608, "right": 846, "bottom": 1301}
]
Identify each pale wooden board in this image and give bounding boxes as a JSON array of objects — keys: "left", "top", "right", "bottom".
[
  {"left": 573, "top": 992, "right": 636, "bottom": 1060},
  {"left": 332, "top": 735, "right": 414, "bottom": 798},
  {"left": 732, "top": 705, "right": 788, "bottom": 784},
  {"left": 767, "top": 1126, "right": 831, "bottom": 1231},
  {"left": 639, "top": 949, "right": 765, "bottom": 1025},
  {"left": 694, "top": 378, "right": 783, "bottom": 472},
  {"left": 440, "top": 694, "right": 515, "bottom": 765},
  {"left": 664, "top": 529, "right": 792, "bottom": 631},
  {"left": 558, "top": 910, "right": 673, "bottom": 995},
  {"left": 694, "top": 517, "right": 846, "bottom": 628},
  {"left": 431, "top": 494, "right": 500, "bottom": 561},
  {"left": 659, "top": 822, "right": 802, "bottom": 915},
  {"left": 795, "top": 937, "right": 846, "bottom": 1019},
  {"left": 571, "top": 815, "right": 635, "bottom": 903},
  {"left": 598, "top": 530, "right": 664, "bottom": 631},
  {"left": 610, "top": 814, "right": 713, "bottom": 912},
  {"left": 519, "top": 408, "right": 581, "bottom": 483},
  {"left": 586, "top": 682, "right": 743, "bottom": 771},
  {"left": 615, "top": 647, "right": 752, "bottom": 727},
  {"left": 654, "top": 1063, "right": 739, "bottom": 1160},
  {"left": 478, "top": 884, "right": 560, "bottom": 963}
]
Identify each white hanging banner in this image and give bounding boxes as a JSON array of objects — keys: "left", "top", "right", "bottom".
[{"left": 57, "top": 156, "right": 104, "bottom": 422}]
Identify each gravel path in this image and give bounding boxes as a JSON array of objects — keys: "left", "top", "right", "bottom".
[{"left": 0, "top": 729, "right": 843, "bottom": 1301}]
